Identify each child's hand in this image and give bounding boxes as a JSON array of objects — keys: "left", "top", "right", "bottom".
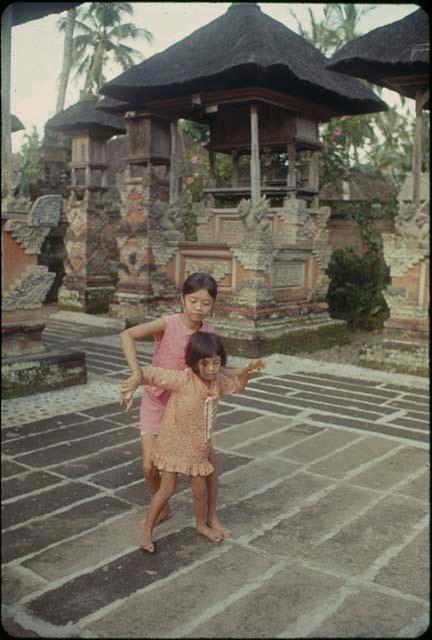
[
  {"left": 243, "top": 360, "right": 265, "bottom": 376},
  {"left": 238, "top": 359, "right": 265, "bottom": 389},
  {"left": 120, "top": 372, "right": 141, "bottom": 411},
  {"left": 245, "top": 359, "right": 265, "bottom": 376}
]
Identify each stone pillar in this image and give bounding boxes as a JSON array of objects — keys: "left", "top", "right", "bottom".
[
  {"left": 360, "top": 199, "right": 429, "bottom": 376},
  {"left": 58, "top": 188, "right": 117, "bottom": 313},
  {"left": 109, "top": 112, "right": 172, "bottom": 324},
  {"left": 57, "top": 128, "right": 118, "bottom": 313},
  {"left": 109, "top": 166, "right": 172, "bottom": 323}
]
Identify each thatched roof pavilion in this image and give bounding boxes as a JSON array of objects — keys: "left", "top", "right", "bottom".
[
  {"left": 326, "top": 8, "right": 429, "bottom": 103},
  {"left": 326, "top": 8, "right": 429, "bottom": 207},
  {"left": 45, "top": 95, "right": 125, "bottom": 135},
  {"left": 100, "top": 2, "right": 386, "bottom": 118}
]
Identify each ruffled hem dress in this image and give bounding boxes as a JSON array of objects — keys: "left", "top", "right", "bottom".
[
  {"left": 140, "top": 366, "right": 242, "bottom": 477},
  {"left": 139, "top": 314, "right": 213, "bottom": 434}
]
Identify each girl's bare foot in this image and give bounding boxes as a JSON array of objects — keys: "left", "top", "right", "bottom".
[
  {"left": 208, "top": 518, "right": 232, "bottom": 539},
  {"left": 196, "top": 524, "right": 223, "bottom": 543},
  {"left": 140, "top": 528, "right": 155, "bottom": 553}
]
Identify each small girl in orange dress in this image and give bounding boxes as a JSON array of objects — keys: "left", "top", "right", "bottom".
[{"left": 139, "top": 332, "right": 264, "bottom": 553}]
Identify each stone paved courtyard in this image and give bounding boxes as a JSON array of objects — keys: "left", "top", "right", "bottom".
[{"left": 1, "top": 313, "right": 429, "bottom": 638}]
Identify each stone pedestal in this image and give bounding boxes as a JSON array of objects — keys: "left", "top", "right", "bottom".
[
  {"left": 58, "top": 189, "right": 116, "bottom": 313},
  {"left": 2, "top": 195, "right": 86, "bottom": 397},
  {"left": 158, "top": 196, "right": 348, "bottom": 357},
  {"left": 359, "top": 200, "right": 429, "bottom": 376}
]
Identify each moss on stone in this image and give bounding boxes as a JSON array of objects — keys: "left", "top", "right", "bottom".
[{"left": 220, "top": 323, "right": 350, "bottom": 358}]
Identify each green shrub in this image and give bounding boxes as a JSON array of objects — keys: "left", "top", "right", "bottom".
[{"left": 326, "top": 247, "right": 390, "bottom": 330}]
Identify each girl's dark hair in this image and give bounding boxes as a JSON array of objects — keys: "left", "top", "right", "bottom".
[
  {"left": 185, "top": 332, "right": 227, "bottom": 374},
  {"left": 182, "top": 272, "right": 217, "bottom": 301}
]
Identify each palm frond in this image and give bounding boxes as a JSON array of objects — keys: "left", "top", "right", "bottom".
[{"left": 109, "top": 23, "right": 153, "bottom": 43}]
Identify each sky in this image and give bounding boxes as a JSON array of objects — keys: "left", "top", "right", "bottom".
[{"left": 10, "top": 2, "right": 419, "bottom": 152}]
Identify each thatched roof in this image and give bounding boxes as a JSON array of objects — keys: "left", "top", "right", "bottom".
[
  {"left": 11, "top": 114, "right": 25, "bottom": 133},
  {"left": 96, "top": 96, "right": 133, "bottom": 115},
  {"left": 45, "top": 96, "right": 126, "bottom": 135},
  {"left": 326, "top": 9, "right": 429, "bottom": 98},
  {"left": 101, "top": 2, "right": 386, "bottom": 117},
  {"left": 321, "top": 170, "right": 397, "bottom": 203},
  {"left": 11, "top": 3, "right": 85, "bottom": 27}
]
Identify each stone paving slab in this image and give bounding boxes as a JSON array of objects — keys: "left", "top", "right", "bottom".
[
  {"left": 303, "top": 494, "right": 428, "bottom": 573},
  {"left": 372, "top": 527, "right": 430, "bottom": 600},
  {"left": 1, "top": 319, "right": 429, "bottom": 638},
  {"left": 188, "top": 562, "right": 346, "bottom": 638},
  {"left": 84, "top": 544, "right": 277, "bottom": 638}
]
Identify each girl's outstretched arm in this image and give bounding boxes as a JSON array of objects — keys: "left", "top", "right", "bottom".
[
  {"left": 140, "top": 366, "right": 187, "bottom": 392},
  {"left": 119, "top": 317, "right": 166, "bottom": 411}
]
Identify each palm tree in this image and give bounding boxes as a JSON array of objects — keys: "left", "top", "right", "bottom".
[
  {"left": 288, "top": 5, "right": 338, "bottom": 56},
  {"left": 56, "top": 8, "right": 77, "bottom": 113},
  {"left": 327, "top": 4, "right": 377, "bottom": 52},
  {"left": 59, "top": 2, "right": 153, "bottom": 94}
]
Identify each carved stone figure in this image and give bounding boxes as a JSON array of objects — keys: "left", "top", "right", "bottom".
[
  {"left": 395, "top": 200, "right": 430, "bottom": 249},
  {"left": 237, "top": 196, "right": 270, "bottom": 233},
  {"left": 152, "top": 194, "right": 184, "bottom": 234}
]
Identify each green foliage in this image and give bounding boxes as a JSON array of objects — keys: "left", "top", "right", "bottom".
[
  {"left": 326, "top": 209, "right": 391, "bottom": 330},
  {"left": 320, "top": 114, "right": 376, "bottom": 187},
  {"left": 58, "top": 2, "right": 153, "bottom": 93},
  {"left": 289, "top": 4, "right": 419, "bottom": 189},
  {"left": 19, "top": 127, "right": 45, "bottom": 194},
  {"left": 178, "top": 123, "right": 233, "bottom": 238}
]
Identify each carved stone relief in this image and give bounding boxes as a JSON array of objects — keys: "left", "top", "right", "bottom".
[{"left": 2, "top": 266, "right": 55, "bottom": 311}]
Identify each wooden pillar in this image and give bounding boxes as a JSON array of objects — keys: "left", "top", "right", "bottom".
[
  {"left": 308, "top": 150, "right": 320, "bottom": 192},
  {"left": 209, "top": 150, "right": 216, "bottom": 189},
  {"left": 231, "top": 150, "right": 240, "bottom": 187},
  {"left": 169, "top": 121, "right": 180, "bottom": 203},
  {"left": 287, "top": 141, "right": 296, "bottom": 195},
  {"left": 412, "top": 89, "right": 423, "bottom": 208},
  {"left": 1, "top": 5, "right": 12, "bottom": 194},
  {"left": 250, "top": 104, "right": 261, "bottom": 204}
]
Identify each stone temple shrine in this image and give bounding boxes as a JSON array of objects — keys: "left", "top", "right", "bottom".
[{"left": 55, "top": 3, "right": 388, "bottom": 357}]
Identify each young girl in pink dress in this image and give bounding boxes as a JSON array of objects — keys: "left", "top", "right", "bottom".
[
  {"left": 139, "top": 332, "right": 264, "bottom": 553},
  {"left": 119, "top": 273, "right": 241, "bottom": 538}
]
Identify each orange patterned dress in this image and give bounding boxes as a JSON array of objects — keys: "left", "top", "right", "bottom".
[{"left": 141, "top": 366, "right": 242, "bottom": 476}]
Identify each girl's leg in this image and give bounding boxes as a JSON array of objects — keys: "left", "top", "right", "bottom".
[
  {"left": 206, "top": 447, "right": 232, "bottom": 539},
  {"left": 141, "top": 433, "right": 172, "bottom": 525},
  {"left": 190, "top": 475, "right": 223, "bottom": 543},
  {"left": 141, "top": 471, "right": 177, "bottom": 553}
]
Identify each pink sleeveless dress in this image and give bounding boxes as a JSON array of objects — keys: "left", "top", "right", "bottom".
[{"left": 139, "top": 314, "right": 213, "bottom": 434}]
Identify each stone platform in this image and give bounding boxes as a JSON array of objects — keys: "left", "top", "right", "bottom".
[{"left": 1, "top": 314, "right": 429, "bottom": 637}]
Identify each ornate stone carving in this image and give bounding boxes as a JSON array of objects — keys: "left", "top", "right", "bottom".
[
  {"left": 382, "top": 233, "right": 427, "bottom": 277},
  {"left": 237, "top": 196, "right": 270, "bottom": 233},
  {"left": 2, "top": 266, "right": 55, "bottom": 311},
  {"left": 151, "top": 195, "right": 184, "bottom": 238},
  {"left": 4, "top": 194, "right": 63, "bottom": 255},
  {"left": 184, "top": 258, "right": 232, "bottom": 284},
  {"left": 395, "top": 200, "right": 430, "bottom": 250},
  {"left": 383, "top": 287, "right": 429, "bottom": 319}
]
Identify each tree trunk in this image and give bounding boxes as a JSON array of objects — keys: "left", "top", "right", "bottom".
[{"left": 56, "top": 8, "right": 76, "bottom": 113}]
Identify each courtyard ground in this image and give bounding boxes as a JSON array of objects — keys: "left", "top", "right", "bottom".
[{"left": 1, "top": 310, "right": 429, "bottom": 638}]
